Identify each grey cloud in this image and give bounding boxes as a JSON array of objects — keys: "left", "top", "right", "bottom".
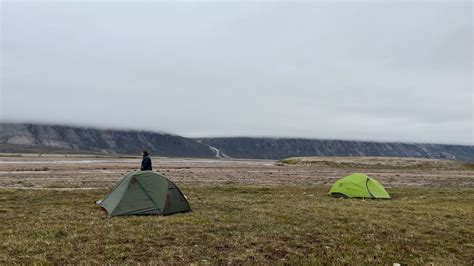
[{"left": 1, "top": 1, "right": 472, "bottom": 144}]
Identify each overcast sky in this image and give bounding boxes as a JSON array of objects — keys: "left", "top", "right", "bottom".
[{"left": 1, "top": 1, "right": 473, "bottom": 144}]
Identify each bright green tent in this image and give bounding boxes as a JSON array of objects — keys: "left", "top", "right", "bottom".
[
  {"left": 96, "top": 171, "right": 191, "bottom": 216},
  {"left": 328, "top": 173, "right": 390, "bottom": 199}
]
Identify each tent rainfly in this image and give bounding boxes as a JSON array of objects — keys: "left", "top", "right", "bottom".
[
  {"left": 96, "top": 171, "right": 191, "bottom": 216},
  {"left": 328, "top": 173, "right": 390, "bottom": 199}
]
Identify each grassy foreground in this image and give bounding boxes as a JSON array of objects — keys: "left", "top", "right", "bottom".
[{"left": 1, "top": 186, "right": 473, "bottom": 264}]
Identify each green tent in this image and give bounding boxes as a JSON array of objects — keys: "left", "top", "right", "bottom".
[
  {"left": 96, "top": 171, "right": 191, "bottom": 216},
  {"left": 328, "top": 173, "right": 390, "bottom": 199}
]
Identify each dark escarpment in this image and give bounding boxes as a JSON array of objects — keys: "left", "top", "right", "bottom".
[
  {"left": 1, "top": 123, "right": 473, "bottom": 161},
  {"left": 199, "top": 137, "right": 474, "bottom": 162},
  {"left": 0, "top": 123, "right": 215, "bottom": 158}
]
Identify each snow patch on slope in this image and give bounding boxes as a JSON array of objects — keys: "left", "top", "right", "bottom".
[{"left": 208, "top": 145, "right": 230, "bottom": 159}]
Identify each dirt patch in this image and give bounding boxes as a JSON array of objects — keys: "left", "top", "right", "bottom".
[{"left": 0, "top": 154, "right": 473, "bottom": 189}]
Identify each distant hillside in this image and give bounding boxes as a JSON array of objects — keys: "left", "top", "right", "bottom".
[
  {"left": 1, "top": 123, "right": 473, "bottom": 162},
  {"left": 199, "top": 137, "right": 474, "bottom": 162},
  {"left": 0, "top": 123, "right": 215, "bottom": 158}
]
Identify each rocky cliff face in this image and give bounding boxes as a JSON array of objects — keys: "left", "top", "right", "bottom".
[
  {"left": 199, "top": 137, "right": 474, "bottom": 162},
  {"left": 1, "top": 123, "right": 473, "bottom": 161},
  {"left": 0, "top": 123, "right": 215, "bottom": 158}
]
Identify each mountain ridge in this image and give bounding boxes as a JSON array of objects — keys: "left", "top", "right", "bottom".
[
  {"left": 0, "top": 123, "right": 215, "bottom": 158},
  {"left": 1, "top": 123, "right": 473, "bottom": 161},
  {"left": 199, "top": 137, "right": 474, "bottom": 162}
]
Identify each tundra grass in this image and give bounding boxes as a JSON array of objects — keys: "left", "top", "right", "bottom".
[{"left": 1, "top": 186, "right": 473, "bottom": 264}]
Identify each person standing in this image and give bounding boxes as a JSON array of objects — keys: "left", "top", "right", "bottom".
[{"left": 140, "top": 149, "right": 152, "bottom": 171}]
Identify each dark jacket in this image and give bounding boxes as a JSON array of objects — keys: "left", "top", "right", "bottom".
[{"left": 141, "top": 155, "right": 152, "bottom": 171}]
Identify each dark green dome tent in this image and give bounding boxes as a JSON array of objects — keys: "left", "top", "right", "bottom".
[
  {"left": 329, "top": 173, "right": 390, "bottom": 199},
  {"left": 96, "top": 171, "right": 191, "bottom": 216}
]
